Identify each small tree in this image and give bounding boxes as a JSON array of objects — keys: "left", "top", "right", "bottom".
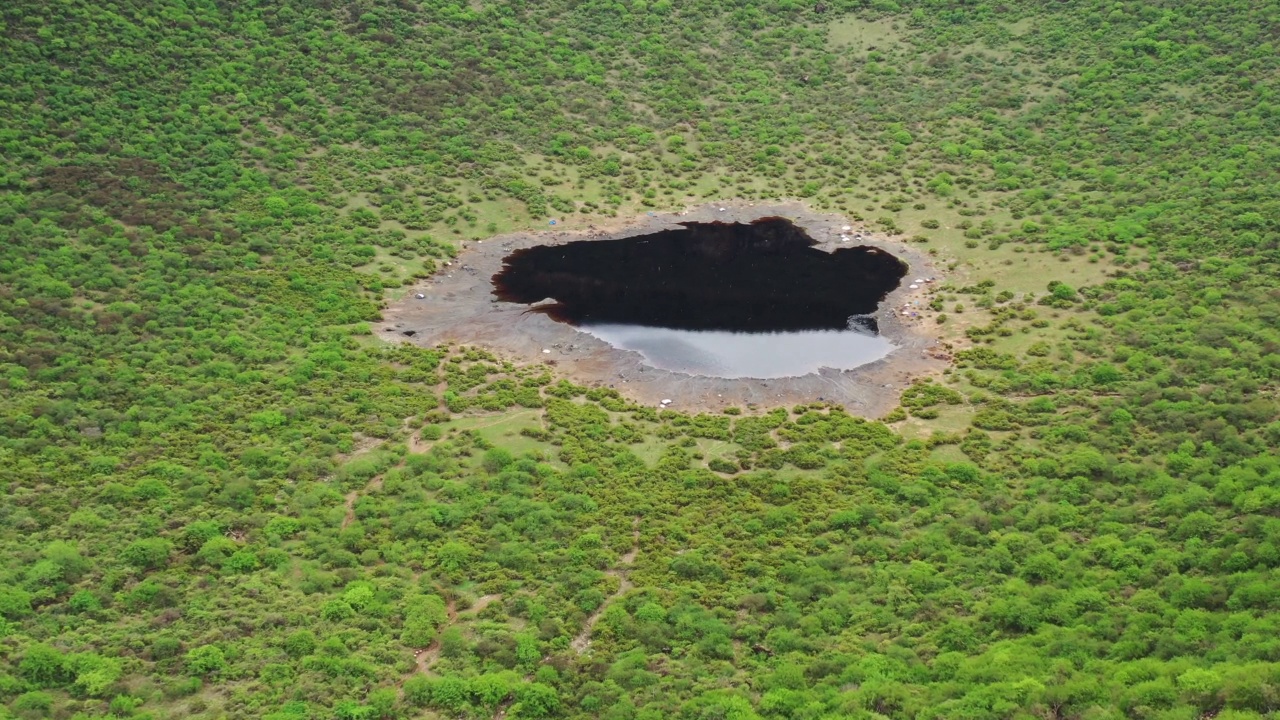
[
  {"left": 186, "top": 645, "right": 228, "bottom": 677},
  {"left": 121, "top": 538, "right": 173, "bottom": 571}
]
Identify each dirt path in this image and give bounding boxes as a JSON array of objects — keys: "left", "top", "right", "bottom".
[
  {"left": 407, "top": 429, "right": 435, "bottom": 455},
  {"left": 462, "top": 593, "right": 502, "bottom": 616},
  {"left": 343, "top": 407, "right": 545, "bottom": 531},
  {"left": 407, "top": 406, "right": 540, "bottom": 457},
  {"left": 459, "top": 409, "right": 541, "bottom": 434},
  {"left": 336, "top": 429, "right": 394, "bottom": 530},
  {"left": 340, "top": 490, "right": 359, "bottom": 529},
  {"left": 334, "top": 434, "right": 382, "bottom": 464},
  {"left": 341, "top": 413, "right": 443, "bottom": 530},
  {"left": 409, "top": 596, "right": 458, "bottom": 677},
  {"left": 402, "top": 414, "right": 436, "bottom": 456},
  {"left": 340, "top": 471, "right": 387, "bottom": 530},
  {"left": 405, "top": 591, "right": 502, "bottom": 683},
  {"left": 571, "top": 518, "right": 641, "bottom": 654}
]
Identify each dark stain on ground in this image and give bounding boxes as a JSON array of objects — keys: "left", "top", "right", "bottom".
[{"left": 491, "top": 217, "right": 907, "bottom": 333}]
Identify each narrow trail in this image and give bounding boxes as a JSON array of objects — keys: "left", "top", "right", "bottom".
[
  {"left": 409, "top": 407, "right": 541, "bottom": 455},
  {"left": 403, "top": 411, "right": 449, "bottom": 456},
  {"left": 337, "top": 434, "right": 388, "bottom": 530},
  {"left": 348, "top": 409, "right": 542, "bottom": 528},
  {"left": 334, "top": 434, "right": 382, "bottom": 464},
  {"left": 341, "top": 417, "right": 440, "bottom": 530},
  {"left": 340, "top": 472, "right": 387, "bottom": 530},
  {"left": 340, "top": 490, "right": 359, "bottom": 529},
  {"left": 464, "top": 593, "right": 502, "bottom": 616},
  {"left": 409, "top": 596, "right": 458, "bottom": 678},
  {"left": 337, "top": 401, "right": 552, "bottom": 693},
  {"left": 459, "top": 409, "right": 541, "bottom": 434},
  {"left": 571, "top": 518, "right": 641, "bottom": 654},
  {"left": 407, "top": 429, "right": 436, "bottom": 455},
  {"left": 403, "top": 591, "right": 503, "bottom": 684}
]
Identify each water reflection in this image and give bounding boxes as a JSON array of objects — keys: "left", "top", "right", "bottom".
[
  {"left": 581, "top": 323, "right": 892, "bottom": 379},
  {"left": 492, "top": 217, "right": 906, "bottom": 378}
]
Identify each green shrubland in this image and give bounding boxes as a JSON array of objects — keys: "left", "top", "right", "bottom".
[{"left": 1, "top": 0, "right": 1279, "bottom": 718}]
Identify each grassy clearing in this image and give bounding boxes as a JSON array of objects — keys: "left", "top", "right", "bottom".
[
  {"left": 694, "top": 437, "right": 742, "bottom": 471},
  {"left": 446, "top": 409, "right": 547, "bottom": 457},
  {"left": 356, "top": 246, "right": 423, "bottom": 296},
  {"left": 894, "top": 403, "right": 976, "bottom": 440},
  {"left": 694, "top": 438, "right": 736, "bottom": 457},
  {"left": 949, "top": 243, "right": 1114, "bottom": 296},
  {"left": 892, "top": 199, "right": 1114, "bottom": 296},
  {"left": 628, "top": 437, "right": 671, "bottom": 467},
  {"left": 984, "top": 319, "right": 1072, "bottom": 358},
  {"left": 826, "top": 15, "right": 905, "bottom": 54},
  {"left": 928, "top": 444, "right": 969, "bottom": 464}
]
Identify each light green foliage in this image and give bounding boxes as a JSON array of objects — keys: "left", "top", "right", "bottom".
[
  {"left": 120, "top": 538, "right": 173, "bottom": 571},
  {"left": 401, "top": 593, "right": 448, "bottom": 647},
  {"left": 65, "top": 654, "right": 122, "bottom": 698},
  {"left": 18, "top": 646, "right": 65, "bottom": 688},
  {"left": 0, "top": 587, "right": 32, "bottom": 620},
  {"left": 185, "top": 646, "right": 227, "bottom": 677},
  {"left": 11, "top": 690, "right": 54, "bottom": 718}
]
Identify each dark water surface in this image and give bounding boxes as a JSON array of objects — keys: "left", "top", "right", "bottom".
[{"left": 492, "top": 218, "right": 907, "bottom": 378}]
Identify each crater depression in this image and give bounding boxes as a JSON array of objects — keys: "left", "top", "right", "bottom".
[{"left": 492, "top": 218, "right": 908, "bottom": 378}]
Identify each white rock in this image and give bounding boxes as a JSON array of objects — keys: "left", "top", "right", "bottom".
[
  {"left": 909, "top": 284, "right": 919, "bottom": 289},
  {"left": 842, "top": 225, "right": 851, "bottom": 231},
  {"left": 542, "top": 349, "right": 551, "bottom": 354},
  {"left": 661, "top": 399, "right": 672, "bottom": 404}
]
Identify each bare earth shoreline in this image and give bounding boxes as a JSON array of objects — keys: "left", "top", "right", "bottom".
[{"left": 377, "top": 200, "right": 949, "bottom": 417}]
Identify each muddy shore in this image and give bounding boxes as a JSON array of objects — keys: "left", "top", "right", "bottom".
[{"left": 376, "top": 201, "right": 949, "bottom": 417}]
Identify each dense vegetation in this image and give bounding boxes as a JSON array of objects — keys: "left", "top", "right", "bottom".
[{"left": 2, "top": 0, "right": 1279, "bottom": 719}]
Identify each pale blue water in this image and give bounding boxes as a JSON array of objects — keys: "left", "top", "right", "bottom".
[{"left": 580, "top": 323, "right": 892, "bottom": 379}]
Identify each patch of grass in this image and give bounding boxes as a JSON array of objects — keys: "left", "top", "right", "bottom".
[
  {"left": 893, "top": 196, "right": 1120, "bottom": 296},
  {"left": 928, "top": 444, "right": 969, "bottom": 464},
  {"left": 825, "top": 15, "right": 904, "bottom": 54},
  {"left": 629, "top": 436, "right": 673, "bottom": 467},
  {"left": 356, "top": 246, "right": 426, "bottom": 298},
  {"left": 895, "top": 403, "right": 976, "bottom": 440},
  {"left": 449, "top": 408, "right": 542, "bottom": 433},
  {"left": 983, "top": 316, "right": 1071, "bottom": 358},
  {"left": 440, "top": 409, "right": 560, "bottom": 463}
]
